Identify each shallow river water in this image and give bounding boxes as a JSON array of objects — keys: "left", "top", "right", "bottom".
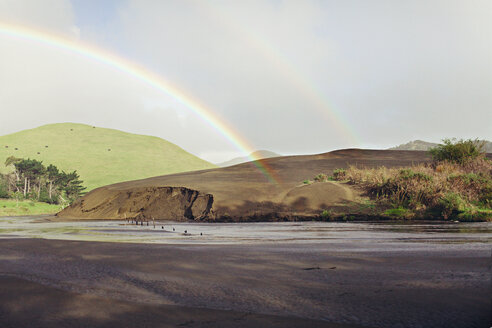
[{"left": 1, "top": 216, "right": 491, "bottom": 246}]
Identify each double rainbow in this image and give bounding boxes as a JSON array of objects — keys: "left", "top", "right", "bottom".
[
  {"left": 0, "top": 22, "right": 280, "bottom": 183},
  {"left": 198, "top": 2, "right": 360, "bottom": 146}
]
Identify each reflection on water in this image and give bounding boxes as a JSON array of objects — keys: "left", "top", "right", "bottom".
[
  {"left": 0, "top": 216, "right": 491, "bottom": 245},
  {"left": 371, "top": 221, "right": 492, "bottom": 234}
]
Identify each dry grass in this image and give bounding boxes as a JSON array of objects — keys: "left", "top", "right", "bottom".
[{"left": 332, "top": 158, "right": 492, "bottom": 220}]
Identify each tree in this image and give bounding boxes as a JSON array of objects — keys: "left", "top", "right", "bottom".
[
  {"left": 46, "top": 164, "right": 60, "bottom": 201},
  {"left": 429, "top": 138, "right": 485, "bottom": 165},
  {"left": 59, "top": 170, "right": 86, "bottom": 201},
  {"left": 1, "top": 157, "right": 86, "bottom": 204},
  {"left": 5, "top": 156, "right": 21, "bottom": 167},
  {"left": 14, "top": 159, "right": 45, "bottom": 198},
  {"left": 4, "top": 156, "right": 22, "bottom": 193}
]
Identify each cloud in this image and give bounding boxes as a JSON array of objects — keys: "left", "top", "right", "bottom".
[
  {"left": 109, "top": 0, "right": 492, "bottom": 150},
  {"left": 0, "top": 0, "right": 490, "bottom": 162},
  {"left": 0, "top": 34, "right": 233, "bottom": 157},
  {"left": 0, "top": 0, "right": 78, "bottom": 36}
]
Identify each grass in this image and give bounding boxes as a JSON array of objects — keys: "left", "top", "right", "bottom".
[
  {"left": 0, "top": 123, "right": 216, "bottom": 191},
  {"left": 331, "top": 158, "right": 492, "bottom": 221},
  {"left": 0, "top": 198, "right": 63, "bottom": 216},
  {"left": 384, "top": 207, "right": 411, "bottom": 219}
]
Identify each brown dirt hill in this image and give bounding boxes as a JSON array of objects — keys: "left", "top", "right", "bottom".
[{"left": 58, "top": 149, "right": 431, "bottom": 221}]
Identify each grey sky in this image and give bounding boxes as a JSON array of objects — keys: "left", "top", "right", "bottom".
[{"left": 0, "top": 0, "right": 490, "bottom": 162}]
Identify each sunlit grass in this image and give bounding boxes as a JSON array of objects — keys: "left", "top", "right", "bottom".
[
  {"left": 0, "top": 198, "right": 63, "bottom": 216},
  {"left": 0, "top": 123, "right": 216, "bottom": 191}
]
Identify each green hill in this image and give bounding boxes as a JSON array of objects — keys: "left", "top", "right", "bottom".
[{"left": 0, "top": 123, "right": 216, "bottom": 191}]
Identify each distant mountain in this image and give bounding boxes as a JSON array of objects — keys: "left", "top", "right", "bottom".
[
  {"left": 217, "top": 150, "right": 281, "bottom": 167},
  {"left": 0, "top": 123, "right": 216, "bottom": 191},
  {"left": 389, "top": 140, "right": 438, "bottom": 151},
  {"left": 390, "top": 139, "right": 492, "bottom": 152}
]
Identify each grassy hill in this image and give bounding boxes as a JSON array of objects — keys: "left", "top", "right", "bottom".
[
  {"left": 217, "top": 150, "right": 281, "bottom": 167},
  {"left": 0, "top": 123, "right": 216, "bottom": 191}
]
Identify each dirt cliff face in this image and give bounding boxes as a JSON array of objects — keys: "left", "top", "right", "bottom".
[
  {"left": 60, "top": 187, "right": 214, "bottom": 221},
  {"left": 58, "top": 149, "right": 432, "bottom": 221}
]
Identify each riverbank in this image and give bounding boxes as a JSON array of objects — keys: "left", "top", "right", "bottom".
[{"left": 0, "top": 198, "right": 63, "bottom": 216}]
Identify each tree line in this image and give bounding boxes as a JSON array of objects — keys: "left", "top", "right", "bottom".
[{"left": 0, "top": 156, "right": 86, "bottom": 204}]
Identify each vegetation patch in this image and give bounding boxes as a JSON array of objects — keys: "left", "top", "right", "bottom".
[
  {"left": 323, "top": 139, "right": 491, "bottom": 221},
  {"left": 0, "top": 199, "right": 63, "bottom": 216},
  {"left": 0, "top": 156, "right": 86, "bottom": 214},
  {"left": 383, "top": 207, "right": 412, "bottom": 219}
]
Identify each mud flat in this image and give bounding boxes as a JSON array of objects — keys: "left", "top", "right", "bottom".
[{"left": 0, "top": 220, "right": 490, "bottom": 328}]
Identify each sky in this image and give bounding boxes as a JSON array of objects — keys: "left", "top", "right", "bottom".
[{"left": 0, "top": 0, "right": 490, "bottom": 163}]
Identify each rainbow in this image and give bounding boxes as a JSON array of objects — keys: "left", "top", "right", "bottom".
[
  {"left": 0, "top": 22, "right": 280, "bottom": 183},
  {"left": 198, "top": 2, "right": 360, "bottom": 146}
]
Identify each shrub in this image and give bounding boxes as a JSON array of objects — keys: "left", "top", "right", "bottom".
[
  {"left": 314, "top": 173, "right": 328, "bottom": 182},
  {"left": 457, "top": 208, "right": 492, "bottom": 221},
  {"left": 0, "top": 183, "right": 8, "bottom": 198},
  {"left": 333, "top": 168, "right": 346, "bottom": 180},
  {"left": 39, "top": 190, "right": 59, "bottom": 204},
  {"left": 331, "top": 156, "right": 491, "bottom": 220},
  {"left": 320, "top": 210, "right": 331, "bottom": 219},
  {"left": 384, "top": 207, "right": 410, "bottom": 218},
  {"left": 429, "top": 138, "right": 485, "bottom": 164},
  {"left": 438, "top": 192, "right": 466, "bottom": 219},
  {"left": 399, "top": 169, "right": 432, "bottom": 181}
]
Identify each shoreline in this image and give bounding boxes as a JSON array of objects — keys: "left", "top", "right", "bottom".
[{"left": 24, "top": 213, "right": 487, "bottom": 223}]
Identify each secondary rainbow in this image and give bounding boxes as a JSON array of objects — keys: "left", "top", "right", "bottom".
[
  {"left": 0, "top": 22, "right": 279, "bottom": 183},
  {"left": 198, "top": 2, "right": 360, "bottom": 146}
]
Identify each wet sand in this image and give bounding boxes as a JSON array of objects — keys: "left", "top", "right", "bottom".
[
  {"left": 1, "top": 235, "right": 490, "bottom": 328},
  {"left": 0, "top": 276, "right": 355, "bottom": 328}
]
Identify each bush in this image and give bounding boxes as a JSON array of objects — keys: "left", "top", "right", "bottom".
[
  {"left": 314, "top": 173, "right": 328, "bottom": 182},
  {"left": 38, "top": 190, "right": 59, "bottom": 204},
  {"left": 320, "top": 210, "right": 331, "bottom": 219},
  {"left": 333, "top": 168, "right": 346, "bottom": 180},
  {"left": 457, "top": 208, "right": 492, "bottom": 221},
  {"left": 438, "top": 193, "right": 466, "bottom": 219},
  {"left": 331, "top": 156, "right": 491, "bottom": 220},
  {"left": 0, "top": 184, "right": 8, "bottom": 198},
  {"left": 429, "top": 138, "right": 485, "bottom": 164},
  {"left": 384, "top": 207, "right": 410, "bottom": 218},
  {"left": 399, "top": 169, "right": 432, "bottom": 181}
]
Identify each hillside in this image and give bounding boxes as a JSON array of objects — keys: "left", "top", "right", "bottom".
[
  {"left": 59, "top": 149, "right": 433, "bottom": 221},
  {"left": 389, "top": 140, "right": 438, "bottom": 151},
  {"left": 0, "top": 123, "right": 216, "bottom": 191},
  {"left": 217, "top": 150, "right": 281, "bottom": 167},
  {"left": 390, "top": 139, "right": 492, "bottom": 152}
]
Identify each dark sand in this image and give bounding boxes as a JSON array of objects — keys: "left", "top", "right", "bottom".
[
  {"left": 1, "top": 238, "right": 490, "bottom": 328},
  {"left": 58, "top": 149, "right": 433, "bottom": 220},
  {"left": 0, "top": 276, "right": 353, "bottom": 328}
]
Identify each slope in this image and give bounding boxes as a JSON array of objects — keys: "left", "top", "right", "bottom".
[
  {"left": 59, "top": 149, "right": 432, "bottom": 221},
  {"left": 0, "top": 123, "right": 216, "bottom": 191}
]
